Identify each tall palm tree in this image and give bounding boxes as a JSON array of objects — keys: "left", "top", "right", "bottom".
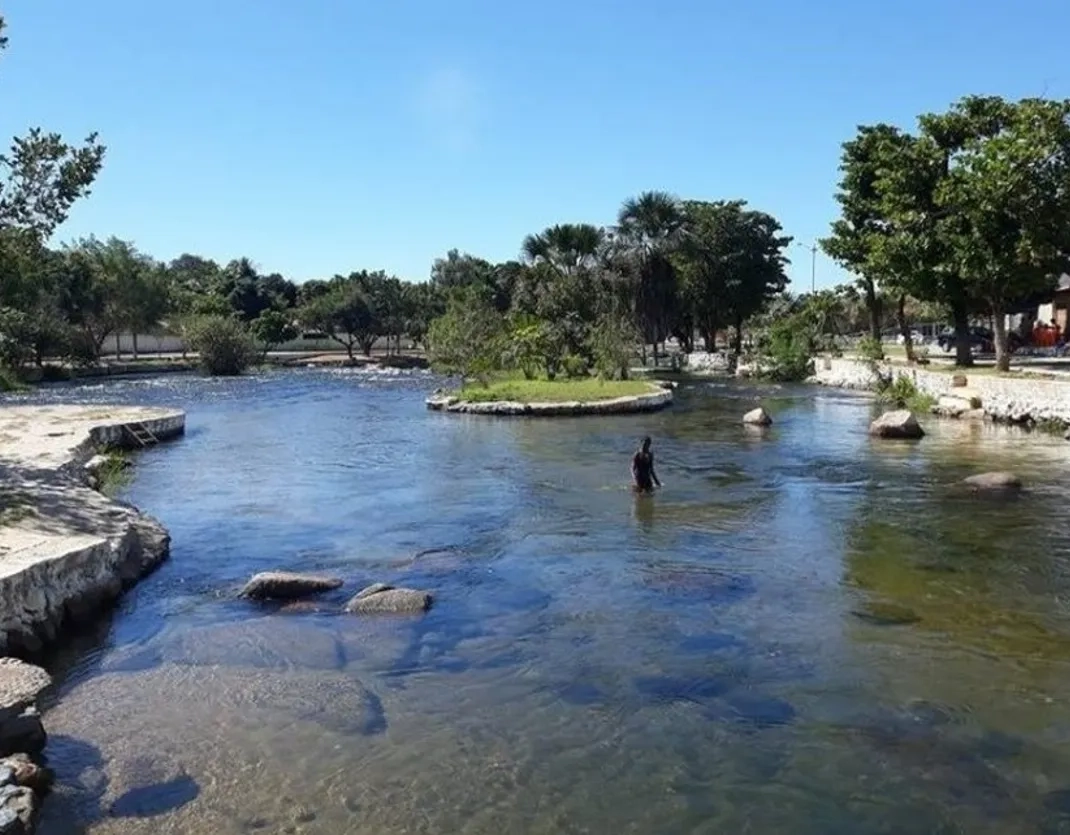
[{"left": 614, "top": 191, "right": 684, "bottom": 365}]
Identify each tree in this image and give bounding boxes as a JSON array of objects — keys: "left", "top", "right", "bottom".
[
  {"left": 822, "top": 125, "right": 914, "bottom": 348},
  {"left": 613, "top": 191, "right": 684, "bottom": 365},
  {"left": 298, "top": 277, "right": 376, "bottom": 360},
  {"left": 937, "top": 97, "right": 1070, "bottom": 371},
  {"left": 431, "top": 249, "right": 513, "bottom": 312},
  {"left": 427, "top": 287, "right": 505, "bottom": 382},
  {"left": 676, "top": 200, "right": 791, "bottom": 357},
  {"left": 251, "top": 310, "right": 298, "bottom": 361}
]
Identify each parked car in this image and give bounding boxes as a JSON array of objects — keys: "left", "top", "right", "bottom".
[
  {"left": 896, "top": 330, "right": 926, "bottom": 346},
  {"left": 936, "top": 327, "right": 1022, "bottom": 354}
]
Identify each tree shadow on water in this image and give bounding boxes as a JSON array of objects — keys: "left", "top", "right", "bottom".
[{"left": 38, "top": 734, "right": 200, "bottom": 834}]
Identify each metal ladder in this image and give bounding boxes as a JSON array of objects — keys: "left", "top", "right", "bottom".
[{"left": 125, "top": 421, "right": 160, "bottom": 448}]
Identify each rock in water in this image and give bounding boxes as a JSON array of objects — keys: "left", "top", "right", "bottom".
[
  {"left": 869, "top": 410, "right": 925, "bottom": 439},
  {"left": 0, "top": 755, "right": 51, "bottom": 793},
  {"left": 0, "top": 713, "right": 45, "bottom": 758},
  {"left": 0, "top": 661, "right": 50, "bottom": 726},
  {"left": 962, "top": 472, "right": 1022, "bottom": 492},
  {"left": 239, "top": 571, "right": 344, "bottom": 601},
  {"left": 742, "top": 407, "right": 772, "bottom": 427},
  {"left": 0, "top": 785, "right": 35, "bottom": 834},
  {"left": 345, "top": 584, "right": 433, "bottom": 615}
]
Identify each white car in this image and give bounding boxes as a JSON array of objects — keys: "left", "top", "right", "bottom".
[{"left": 896, "top": 331, "right": 926, "bottom": 346}]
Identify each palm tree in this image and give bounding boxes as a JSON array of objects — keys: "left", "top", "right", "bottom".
[
  {"left": 614, "top": 191, "right": 684, "bottom": 366},
  {"left": 521, "top": 223, "right": 605, "bottom": 276}
]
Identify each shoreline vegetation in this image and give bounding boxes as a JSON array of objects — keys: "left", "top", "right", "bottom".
[{"left": 449, "top": 376, "right": 658, "bottom": 404}]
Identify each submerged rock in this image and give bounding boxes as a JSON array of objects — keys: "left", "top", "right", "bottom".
[
  {"left": 869, "top": 410, "right": 925, "bottom": 439},
  {"left": 239, "top": 571, "right": 344, "bottom": 601},
  {"left": 345, "top": 583, "right": 433, "bottom": 615},
  {"left": 742, "top": 407, "right": 772, "bottom": 427},
  {"left": 850, "top": 602, "right": 921, "bottom": 627},
  {"left": 961, "top": 472, "right": 1022, "bottom": 493}
]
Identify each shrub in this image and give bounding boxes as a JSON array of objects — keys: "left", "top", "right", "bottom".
[
  {"left": 562, "top": 353, "right": 588, "bottom": 379},
  {"left": 857, "top": 336, "right": 885, "bottom": 363},
  {"left": 590, "top": 314, "right": 638, "bottom": 380},
  {"left": 757, "top": 314, "right": 813, "bottom": 382},
  {"left": 187, "top": 316, "right": 255, "bottom": 376},
  {"left": 878, "top": 375, "right": 936, "bottom": 412}
]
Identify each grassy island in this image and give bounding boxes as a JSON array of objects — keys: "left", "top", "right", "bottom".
[{"left": 455, "top": 377, "right": 657, "bottom": 404}]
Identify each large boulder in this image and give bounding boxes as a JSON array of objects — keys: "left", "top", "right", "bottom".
[
  {"left": 239, "top": 571, "right": 343, "bottom": 601},
  {"left": 0, "top": 784, "right": 36, "bottom": 834},
  {"left": 0, "top": 755, "right": 51, "bottom": 793},
  {"left": 345, "top": 583, "right": 433, "bottom": 615},
  {"left": 742, "top": 407, "right": 772, "bottom": 427},
  {"left": 962, "top": 472, "right": 1022, "bottom": 493},
  {"left": 869, "top": 410, "right": 925, "bottom": 439},
  {"left": 0, "top": 712, "right": 45, "bottom": 758}
]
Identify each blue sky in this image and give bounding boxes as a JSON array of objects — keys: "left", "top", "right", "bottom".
[{"left": 3, "top": 0, "right": 1069, "bottom": 289}]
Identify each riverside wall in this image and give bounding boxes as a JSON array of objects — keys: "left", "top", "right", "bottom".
[
  {"left": 0, "top": 406, "right": 185, "bottom": 656},
  {"left": 809, "top": 357, "right": 1070, "bottom": 427}
]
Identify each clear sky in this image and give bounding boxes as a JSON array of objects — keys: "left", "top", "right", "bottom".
[{"left": 3, "top": 0, "right": 1069, "bottom": 289}]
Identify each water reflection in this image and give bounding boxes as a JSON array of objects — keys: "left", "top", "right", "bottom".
[{"left": 16, "top": 370, "right": 1070, "bottom": 833}]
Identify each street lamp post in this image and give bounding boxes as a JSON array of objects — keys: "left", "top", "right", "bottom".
[{"left": 795, "top": 242, "right": 817, "bottom": 294}]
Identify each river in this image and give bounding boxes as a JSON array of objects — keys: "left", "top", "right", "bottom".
[{"left": 15, "top": 368, "right": 1070, "bottom": 834}]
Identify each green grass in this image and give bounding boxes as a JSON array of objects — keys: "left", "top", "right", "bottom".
[
  {"left": 457, "top": 376, "right": 658, "bottom": 404},
  {"left": 95, "top": 451, "right": 133, "bottom": 497}
]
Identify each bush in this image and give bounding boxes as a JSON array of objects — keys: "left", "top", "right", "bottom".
[
  {"left": 878, "top": 375, "right": 936, "bottom": 412},
  {"left": 758, "top": 314, "right": 813, "bottom": 382},
  {"left": 187, "top": 316, "right": 255, "bottom": 376},
  {"left": 857, "top": 336, "right": 885, "bottom": 363},
  {"left": 562, "top": 353, "right": 588, "bottom": 379}
]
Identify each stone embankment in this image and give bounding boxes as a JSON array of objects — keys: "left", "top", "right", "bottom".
[
  {"left": 426, "top": 385, "right": 673, "bottom": 416},
  {"left": 810, "top": 357, "right": 1070, "bottom": 429},
  {"left": 0, "top": 406, "right": 185, "bottom": 656}
]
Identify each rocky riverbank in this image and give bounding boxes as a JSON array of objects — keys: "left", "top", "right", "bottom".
[
  {"left": 0, "top": 405, "right": 184, "bottom": 832},
  {"left": 0, "top": 405, "right": 185, "bottom": 657},
  {"left": 809, "top": 357, "right": 1070, "bottom": 429}
]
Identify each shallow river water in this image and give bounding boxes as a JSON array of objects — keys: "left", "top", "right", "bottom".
[{"left": 15, "top": 369, "right": 1070, "bottom": 834}]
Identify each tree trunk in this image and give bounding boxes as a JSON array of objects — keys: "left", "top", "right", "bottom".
[
  {"left": 950, "top": 301, "right": 973, "bottom": 367},
  {"left": 992, "top": 303, "right": 1011, "bottom": 372},
  {"left": 864, "top": 280, "right": 882, "bottom": 342},
  {"left": 651, "top": 340, "right": 659, "bottom": 369},
  {"left": 895, "top": 294, "right": 915, "bottom": 363},
  {"left": 132, "top": 332, "right": 139, "bottom": 361},
  {"left": 732, "top": 313, "right": 744, "bottom": 358}
]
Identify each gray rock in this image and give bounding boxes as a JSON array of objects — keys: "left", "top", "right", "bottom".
[
  {"left": 962, "top": 472, "right": 1022, "bottom": 492},
  {"left": 742, "top": 407, "right": 772, "bottom": 427},
  {"left": 0, "top": 713, "right": 45, "bottom": 758},
  {"left": 0, "top": 784, "right": 35, "bottom": 833},
  {"left": 345, "top": 584, "right": 433, "bottom": 615},
  {"left": 869, "top": 410, "right": 925, "bottom": 439},
  {"left": 0, "top": 755, "right": 50, "bottom": 793},
  {"left": 0, "top": 661, "right": 50, "bottom": 726},
  {"left": 0, "top": 769, "right": 12, "bottom": 789},
  {"left": 240, "top": 571, "right": 343, "bottom": 601}
]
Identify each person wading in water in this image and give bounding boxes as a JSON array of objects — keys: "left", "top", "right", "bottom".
[{"left": 631, "top": 436, "right": 661, "bottom": 493}]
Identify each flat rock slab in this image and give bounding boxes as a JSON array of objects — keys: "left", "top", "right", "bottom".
[
  {"left": 345, "top": 584, "right": 433, "bottom": 615},
  {"left": 962, "top": 472, "right": 1023, "bottom": 492},
  {"left": 240, "top": 571, "right": 344, "bottom": 601},
  {"left": 0, "top": 660, "right": 50, "bottom": 723},
  {"left": 742, "top": 407, "right": 772, "bottom": 426},
  {"left": 869, "top": 410, "right": 925, "bottom": 439}
]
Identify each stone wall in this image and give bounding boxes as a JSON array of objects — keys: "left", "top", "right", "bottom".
[
  {"left": 0, "top": 407, "right": 185, "bottom": 656},
  {"left": 810, "top": 357, "right": 1070, "bottom": 426},
  {"left": 427, "top": 387, "right": 674, "bottom": 416}
]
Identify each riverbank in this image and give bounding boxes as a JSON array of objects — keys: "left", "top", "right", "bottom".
[
  {"left": 0, "top": 406, "right": 185, "bottom": 656},
  {"left": 810, "top": 357, "right": 1070, "bottom": 428}
]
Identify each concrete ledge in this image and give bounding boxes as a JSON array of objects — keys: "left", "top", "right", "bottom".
[
  {"left": 0, "top": 406, "right": 184, "bottom": 657},
  {"left": 426, "top": 387, "right": 673, "bottom": 416}
]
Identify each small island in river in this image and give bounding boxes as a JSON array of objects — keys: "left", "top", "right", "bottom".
[{"left": 426, "top": 377, "right": 673, "bottom": 416}]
